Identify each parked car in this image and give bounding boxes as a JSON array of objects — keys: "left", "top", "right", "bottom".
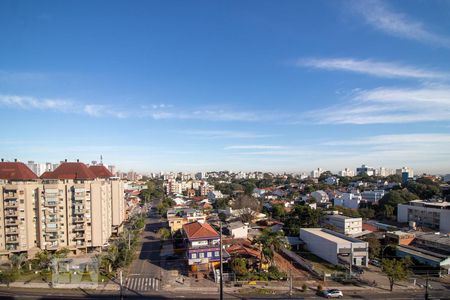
[
  {"left": 321, "top": 289, "right": 343, "bottom": 298},
  {"left": 370, "top": 259, "right": 381, "bottom": 267}
]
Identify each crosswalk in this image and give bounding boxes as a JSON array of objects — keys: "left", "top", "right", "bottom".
[{"left": 125, "top": 276, "right": 160, "bottom": 292}]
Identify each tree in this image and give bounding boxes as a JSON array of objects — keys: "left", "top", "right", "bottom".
[
  {"left": 379, "top": 190, "right": 418, "bottom": 216},
  {"left": 271, "top": 203, "right": 286, "bottom": 220},
  {"left": 0, "top": 269, "right": 19, "bottom": 287},
  {"left": 284, "top": 205, "right": 321, "bottom": 235},
  {"left": 218, "top": 212, "right": 227, "bottom": 222},
  {"left": 32, "top": 250, "right": 52, "bottom": 270},
  {"left": 230, "top": 257, "right": 248, "bottom": 276},
  {"left": 10, "top": 253, "right": 27, "bottom": 271},
  {"left": 232, "top": 195, "right": 260, "bottom": 223},
  {"left": 158, "top": 228, "right": 171, "bottom": 240},
  {"left": 253, "top": 229, "right": 289, "bottom": 270},
  {"left": 382, "top": 258, "right": 412, "bottom": 291},
  {"left": 358, "top": 207, "right": 375, "bottom": 219},
  {"left": 367, "top": 237, "right": 381, "bottom": 259}
]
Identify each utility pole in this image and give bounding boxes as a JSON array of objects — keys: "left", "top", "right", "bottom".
[
  {"left": 425, "top": 272, "right": 429, "bottom": 300},
  {"left": 128, "top": 230, "right": 131, "bottom": 249},
  {"left": 349, "top": 243, "right": 353, "bottom": 278},
  {"left": 289, "top": 267, "right": 293, "bottom": 297},
  {"left": 219, "top": 221, "right": 223, "bottom": 300},
  {"left": 119, "top": 269, "right": 123, "bottom": 300}
]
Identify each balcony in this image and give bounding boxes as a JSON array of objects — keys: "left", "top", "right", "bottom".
[
  {"left": 74, "top": 234, "right": 85, "bottom": 240},
  {"left": 5, "top": 238, "right": 19, "bottom": 244},
  {"left": 6, "top": 245, "right": 18, "bottom": 251},
  {"left": 5, "top": 219, "right": 18, "bottom": 226},
  {"left": 4, "top": 191, "right": 17, "bottom": 199},
  {"left": 73, "top": 217, "right": 85, "bottom": 223},
  {"left": 73, "top": 226, "right": 85, "bottom": 231},
  {"left": 4, "top": 201, "right": 18, "bottom": 208},
  {"left": 45, "top": 226, "right": 58, "bottom": 232},
  {"left": 46, "top": 243, "right": 58, "bottom": 250},
  {"left": 5, "top": 230, "right": 18, "bottom": 235},
  {"left": 5, "top": 210, "right": 18, "bottom": 217},
  {"left": 45, "top": 201, "right": 57, "bottom": 207},
  {"left": 46, "top": 235, "right": 58, "bottom": 241},
  {"left": 73, "top": 210, "right": 84, "bottom": 215}
]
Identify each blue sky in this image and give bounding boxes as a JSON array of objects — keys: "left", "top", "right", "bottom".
[{"left": 1, "top": 0, "right": 450, "bottom": 174}]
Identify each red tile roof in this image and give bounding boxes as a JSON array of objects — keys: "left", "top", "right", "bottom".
[
  {"left": 226, "top": 244, "right": 260, "bottom": 258},
  {"left": 183, "top": 221, "right": 218, "bottom": 239},
  {"left": 41, "top": 162, "right": 96, "bottom": 180},
  {"left": 88, "top": 165, "right": 113, "bottom": 178},
  {"left": 0, "top": 162, "right": 38, "bottom": 180}
]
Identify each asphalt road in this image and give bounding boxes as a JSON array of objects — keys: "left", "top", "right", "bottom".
[{"left": 0, "top": 287, "right": 448, "bottom": 300}]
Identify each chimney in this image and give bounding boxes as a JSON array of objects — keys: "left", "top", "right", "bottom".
[
  {"left": 14, "top": 158, "right": 17, "bottom": 162},
  {"left": 1, "top": 158, "right": 3, "bottom": 162},
  {"left": 77, "top": 159, "right": 79, "bottom": 162},
  {"left": 65, "top": 159, "right": 68, "bottom": 162}
]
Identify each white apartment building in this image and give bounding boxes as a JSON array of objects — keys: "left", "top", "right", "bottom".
[
  {"left": 300, "top": 228, "right": 368, "bottom": 267},
  {"left": 339, "top": 168, "right": 355, "bottom": 177},
  {"left": 333, "top": 193, "right": 362, "bottom": 209},
  {"left": 323, "top": 214, "right": 362, "bottom": 235},
  {"left": 0, "top": 161, "right": 126, "bottom": 259},
  {"left": 397, "top": 200, "right": 450, "bottom": 233},
  {"left": 361, "top": 190, "right": 385, "bottom": 204},
  {"left": 310, "top": 168, "right": 323, "bottom": 178}
]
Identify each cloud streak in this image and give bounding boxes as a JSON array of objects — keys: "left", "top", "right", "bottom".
[
  {"left": 351, "top": 0, "right": 450, "bottom": 47},
  {"left": 299, "top": 58, "right": 448, "bottom": 80},
  {"left": 225, "top": 145, "right": 285, "bottom": 150},
  {"left": 306, "top": 86, "right": 450, "bottom": 124}
]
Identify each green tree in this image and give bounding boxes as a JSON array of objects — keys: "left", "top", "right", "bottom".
[
  {"left": 271, "top": 203, "right": 286, "bottom": 220},
  {"left": 10, "top": 253, "right": 27, "bottom": 271},
  {"left": 32, "top": 250, "right": 52, "bottom": 270},
  {"left": 158, "top": 227, "right": 171, "bottom": 240},
  {"left": 382, "top": 258, "right": 412, "bottom": 291},
  {"left": 253, "top": 229, "right": 289, "bottom": 270},
  {"left": 230, "top": 257, "right": 248, "bottom": 276},
  {"left": 358, "top": 207, "right": 375, "bottom": 219},
  {"left": 284, "top": 205, "right": 321, "bottom": 235},
  {"left": 0, "top": 269, "right": 19, "bottom": 287},
  {"left": 367, "top": 237, "right": 381, "bottom": 259}
]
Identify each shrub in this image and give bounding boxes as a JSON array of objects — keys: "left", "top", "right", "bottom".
[
  {"left": 301, "top": 283, "right": 308, "bottom": 292},
  {"left": 317, "top": 284, "right": 323, "bottom": 291}
]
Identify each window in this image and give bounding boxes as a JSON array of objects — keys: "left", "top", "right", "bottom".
[
  {"left": 191, "top": 253, "right": 197, "bottom": 259},
  {"left": 214, "top": 251, "right": 219, "bottom": 257},
  {"left": 207, "top": 252, "right": 212, "bottom": 258},
  {"left": 199, "top": 252, "right": 204, "bottom": 258}
]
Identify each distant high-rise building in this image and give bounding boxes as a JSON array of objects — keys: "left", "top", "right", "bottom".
[
  {"left": 339, "top": 168, "right": 355, "bottom": 177},
  {"left": 310, "top": 168, "right": 323, "bottom": 178},
  {"left": 356, "top": 164, "right": 376, "bottom": 176}
]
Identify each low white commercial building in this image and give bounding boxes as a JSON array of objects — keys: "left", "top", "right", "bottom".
[
  {"left": 323, "top": 215, "right": 362, "bottom": 235},
  {"left": 311, "top": 190, "right": 329, "bottom": 203},
  {"left": 397, "top": 200, "right": 450, "bottom": 233},
  {"left": 226, "top": 221, "right": 248, "bottom": 239},
  {"left": 300, "top": 228, "right": 368, "bottom": 267},
  {"left": 333, "top": 193, "right": 362, "bottom": 209}
]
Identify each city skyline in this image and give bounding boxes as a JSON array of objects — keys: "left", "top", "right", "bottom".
[{"left": 1, "top": 0, "right": 450, "bottom": 173}]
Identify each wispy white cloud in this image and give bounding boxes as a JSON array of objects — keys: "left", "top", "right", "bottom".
[
  {"left": 298, "top": 58, "right": 448, "bottom": 80},
  {"left": 83, "top": 104, "right": 128, "bottom": 118},
  {"left": 324, "top": 133, "right": 450, "bottom": 146},
  {"left": 182, "top": 130, "right": 278, "bottom": 139},
  {"left": 0, "top": 94, "right": 74, "bottom": 111},
  {"left": 225, "top": 145, "right": 285, "bottom": 150},
  {"left": 143, "top": 108, "right": 270, "bottom": 122},
  {"left": 307, "top": 86, "right": 450, "bottom": 124},
  {"left": 350, "top": 0, "right": 450, "bottom": 47}
]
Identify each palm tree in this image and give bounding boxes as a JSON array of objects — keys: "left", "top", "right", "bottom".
[
  {"left": 33, "top": 250, "right": 52, "bottom": 270},
  {"left": 10, "top": 253, "right": 27, "bottom": 271},
  {"left": 253, "top": 229, "right": 289, "bottom": 270},
  {"left": 102, "top": 245, "right": 120, "bottom": 273}
]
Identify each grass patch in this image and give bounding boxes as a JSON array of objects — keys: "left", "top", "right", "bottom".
[{"left": 295, "top": 250, "right": 343, "bottom": 274}]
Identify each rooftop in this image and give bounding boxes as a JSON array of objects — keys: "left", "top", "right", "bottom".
[
  {"left": 0, "top": 162, "right": 38, "bottom": 181},
  {"left": 41, "top": 162, "right": 96, "bottom": 180},
  {"left": 88, "top": 165, "right": 113, "bottom": 178},
  {"left": 326, "top": 214, "right": 362, "bottom": 221},
  {"left": 300, "top": 228, "right": 365, "bottom": 245},
  {"left": 415, "top": 232, "right": 450, "bottom": 248},
  {"left": 183, "top": 221, "right": 218, "bottom": 240}
]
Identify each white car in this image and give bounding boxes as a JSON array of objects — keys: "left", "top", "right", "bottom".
[{"left": 322, "top": 289, "right": 343, "bottom": 298}]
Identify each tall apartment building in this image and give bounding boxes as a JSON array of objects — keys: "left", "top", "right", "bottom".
[
  {"left": 398, "top": 200, "right": 450, "bottom": 233},
  {"left": 0, "top": 160, "right": 125, "bottom": 259},
  {"left": 0, "top": 161, "right": 41, "bottom": 258}
]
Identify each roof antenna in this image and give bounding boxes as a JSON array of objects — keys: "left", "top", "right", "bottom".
[{"left": 100, "top": 155, "right": 103, "bottom": 165}]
